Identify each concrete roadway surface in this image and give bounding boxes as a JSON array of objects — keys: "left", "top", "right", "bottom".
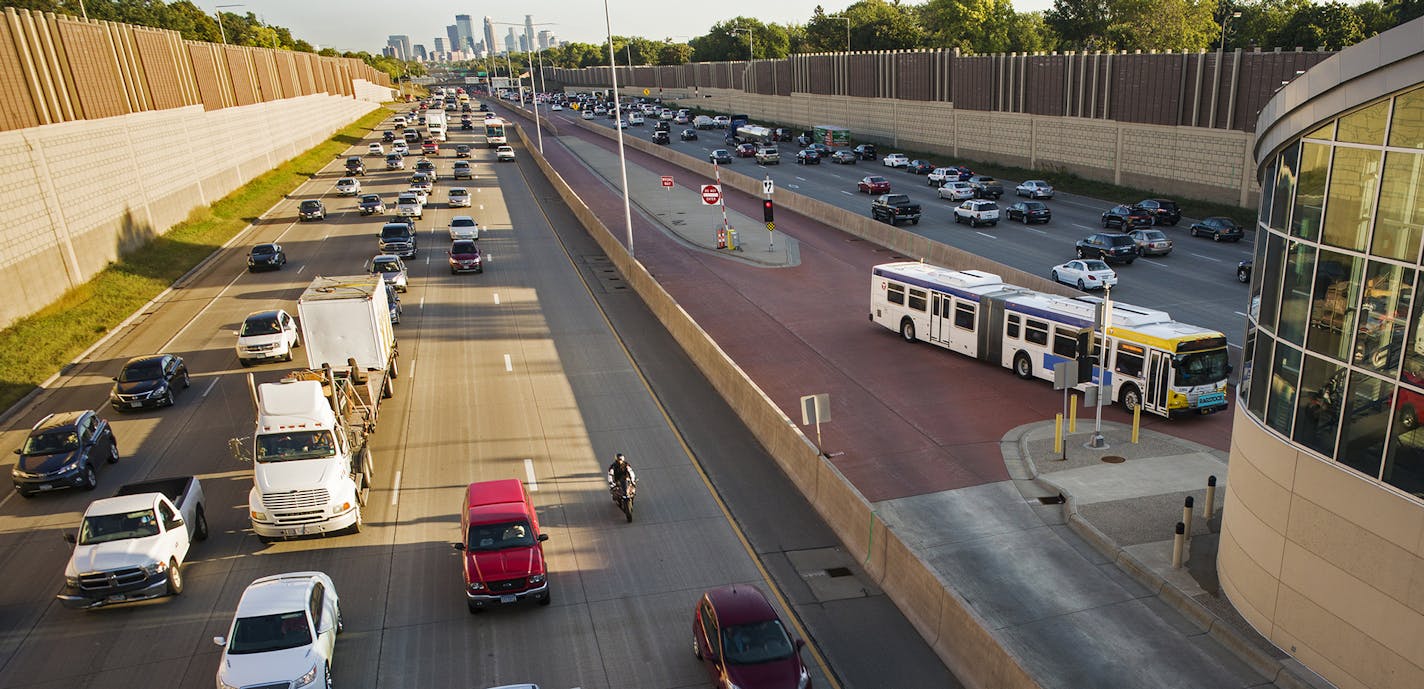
[
  {"left": 0, "top": 109, "right": 957, "bottom": 688},
  {"left": 563, "top": 109, "right": 1256, "bottom": 346}
]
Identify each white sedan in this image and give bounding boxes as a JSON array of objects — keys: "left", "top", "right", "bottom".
[
  {"left": 391, "top": 141, "right": 409, "bottom": 156},
  {"left": 1016, "top": 180, "right": 1055, "bottom": 199},
  {"left": 1051, "top": 259, "right": 1118, "bottom": 291},
  {"left": 367, "top": 143, "right": 384, "bottom": 156},
  {"left": 214, "top": 572, "right": 341, "bottom": 689},
  {"left": 551, "top": 103, "right": 563, "bottom": 111},
  {"left": 882, "top": 153, "right": 910, "bottom": 168},
  {"left": 937, "top": 181, "right": 975, "bottom": 201},
  {"left": 448, "top": 187, "right": 472, "bottom": 207},
  {"left": 581, "top": 110, "right": 595, "bottom": 120},
  {"left": 496, "top": 146, "right": 516, "bottom": 162},
  {"left": 334, "top": 177, "right": 361, "bottom": 196}
]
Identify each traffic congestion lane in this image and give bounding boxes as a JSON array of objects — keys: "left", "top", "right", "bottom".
[{"left": 558, "top": 109, "right": 1254, "bottom": 344}]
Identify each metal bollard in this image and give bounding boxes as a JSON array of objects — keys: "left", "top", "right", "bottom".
[
  {"left": 1182, "top": 496, "right": 1195, "bottom": 537},
  {"left": 1204, "top": 475, "right": 1217, "bottom": 517},
  {"left": 1172, "top": 522, "right": 1186, "bottom": 569}
]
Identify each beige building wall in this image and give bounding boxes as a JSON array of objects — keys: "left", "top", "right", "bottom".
[
  {"left": 1223, "top": 409, "right": 1424, "bottom": 689},
  {"left": 0, "top": 93, "right": 378, "bottom": 330},
  {"left": 628, "top": 86, "right": 1259, "bottom": 207}
]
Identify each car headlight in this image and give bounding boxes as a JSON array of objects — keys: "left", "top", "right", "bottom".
[
  {"left": 141, "top": 560, "right": 168, "bottom": 576},
  {"left": 798, "top": 664, "right": 810, "bottom": 689},
  {"left": 250, "top": 510, "right": 268, "bottom": 521},
  {"left": 295, "top": 663, "right": 320, "bottom": 688},
  {"left": 528, "top": 574, "right": 545, "bottom": 584},
  {"left": 467, "top": 582, "right": 485, "bottom": 591},
  {"left": 216, "top": 677, "right": 242, "bottom": 689},
  {"left": 65, "top": 575, "right": 79, "bottom": 588},
  {"left": 60, "top": 461, "right": 81, "bottom": 473}
]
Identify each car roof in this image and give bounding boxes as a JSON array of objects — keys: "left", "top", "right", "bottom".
[
  {"left": 244, "top": 309, "right": 282, "bottom": 322},
  {"left": 704, "top": 584, "right": 778, "bottom": 626},
  {"left": 451, "top": 240, "right": 478, "bottom": 252},
  {"left": 252, "top": 243, "right": 279, "bottom": 251},
  {"left": 121, "top": 354, "right": 168, "bottom": 371},
  {"left": 235, "top": 573, "right": 320, "bottom": 617},
  {"left": 451, "top": 215, "right": 475, "bottom": 223},
  {"left": 373, "top": 254, "right": 401, "bottom": 263},
  {"left": 33, "top": 410, "right": 85, "bottom": 432}
]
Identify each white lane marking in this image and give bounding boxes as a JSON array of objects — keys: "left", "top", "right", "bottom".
[
  {"left": 524, "top": 459, "right": 538, "bottom": 491},
  {"left": 1025, "top": 228, "right": 1049, "bottom": 236},
  {"left": 795, "top": 176, "right": 807, "bottom": 181},
  {"left": 1073, "top": 223, "right": 1097, "bottom": 231},
  {"left": 1190, "top": 253, "right": 1223, "bottom": 263},
  {"left": 296, "top": 264, "right": 305, "bottom": 273},
  {"left": 1140, "top": 258, "right": 1167, "bottom": 267},
  {"left": 493, "top": 293, "right": 501, "bottom": 305},
  {"left": 407, "top": 360, "right": 416, "bottom": 379},
  {"left": 504, "top": 354, "right": 513, "bottom": 372},
  {"left": 324, "top": 233, "right": 331, "bottom": 240},
  {"left": 479, "top": 204, "right": 485, "bottom": 210},
  {"left": 839, "top": 190, "right": 853, "bottom": 196},
  {"left": 201, "top": 377, "right": 220, "bottom": 398},
  {"left": 426, "top": 256, "right": 430, "bottom": 265},
  {"left": 390, "top": 470, "right": 402, "bottom": 505},
  {"left": 976, "top": 232, "right": 997, "bottom": 239}
]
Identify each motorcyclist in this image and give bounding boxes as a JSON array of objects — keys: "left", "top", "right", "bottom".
[{"left": 607, "top": 453, "right": 637, "bottom": 501}]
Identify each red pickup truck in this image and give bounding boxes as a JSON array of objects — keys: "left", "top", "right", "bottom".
[{"left": 452, "top": 479, "right": 550, "bottom": 612}]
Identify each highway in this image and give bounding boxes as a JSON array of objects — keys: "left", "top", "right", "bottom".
[
  {"left": 0, "top": 106, "right": 957, "bottom": 689},
  {"left": 559, "top": 108, "right": 1257, "bottom": 346}
]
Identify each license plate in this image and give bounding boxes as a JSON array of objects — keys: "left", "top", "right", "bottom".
[
  {"left": 1197, "top": 392, "right": 1227, "bottom": 408},
  {"left": 129, "top": 402, "right": 143, "bottom": 408},
  {"left": 107, "top": 594, "right": 125, "bottom": 603},
  {"left": 38, "top": 484, "right": 53, "bottom": 491},
  {"left": 499, "top": 595, "right": 516, "bottom": 604}
]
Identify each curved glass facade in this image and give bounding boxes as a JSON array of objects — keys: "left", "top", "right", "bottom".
[{"left": 1242, "top": 85, "right": 1424, "bottom": 500}]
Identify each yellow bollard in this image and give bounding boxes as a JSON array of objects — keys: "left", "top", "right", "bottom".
[
  {"left": 1132, "top": 403, "right": 1141, "bottom": 443},
  {"left": 1054, "top": 413, "right": 1063, "bottom": 455},
  {"left": 1069, "top": 394, "right": 1077, "bottom": 432}
]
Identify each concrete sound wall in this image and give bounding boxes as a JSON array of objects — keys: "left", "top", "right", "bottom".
[
  {"left": 514, "top": 122, "right": 1046, "bottom": 689},
  {"left": 0, "top": 92, "right": 379, "bottom": 329}
]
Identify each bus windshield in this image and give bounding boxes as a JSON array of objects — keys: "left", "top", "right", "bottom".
[{"left": 1173, "top": 349, "right": 1230, "bottom": 387}]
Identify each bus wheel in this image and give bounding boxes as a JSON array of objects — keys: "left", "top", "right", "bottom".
[
  {"left": 1120, "top": 385, "right": 1142, "bottom": 412},
  {"left": 1013, "top": 352, "right": 1032, "bottom": 379},
  {"left": 900, "top": 319, "right": 916, "bottom": 342}
]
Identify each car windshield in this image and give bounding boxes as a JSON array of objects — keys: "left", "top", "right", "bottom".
[
  {"left": 1024, "top": 202, "right": 1046, "bottom": 210},
  {"left": 374, "top": 260, "right": 401, "bottom": 274},
  {"left": 79, "top": 509, "right": 159, "bottom": 544},
  {"left": 21, "top": 429, "right": 79, "bottom": 455},
  {"left": 255, "top": 430, "right": 337, "bottom": 463},
  {"left": 118, "top": 361, "right": 163, "bottom": 382},
  {"left": 450, "top": 190, "right": 468, "bottom": 197},
  {"left": 1106, "top": 235, "right": 1134, "bottom": 246},
  {"left": 361, "top": 195, "right": 380, "bottom": 203},
  {"left": 452, "top": 241, "right": 478, "bottom": 255},
  {"left": 451, "top": 219, "right": 474, "bottom": 227},
  {"left": 467, "top": 520, "right": 535, "bottom": 551},
  {"left": 1139, "top": 231, "right": 1167, "bottom": 240},
  {"left": 867, "top": 177, "right": 885, "bottom": 183},
  {"left": 300, "top": 201, "right": 320, "bottom": 210},
  {"left": 382, "top": 226, "right": 411, "bottom": 239},
  {"left": 1174, "top": 348, "right": 1231, "bottom": 387},
  {"left": 1083, "top": 260, "right": 1111, "bottom": 271},
  {"left": 239, "top": 316, "right": 281, "bottom": 336},
  {"left": 227, "top": 611, "right": 312, "bottom": 655},
  {"left": 720, "top": 619, "right": 796, "bottom": 665}
]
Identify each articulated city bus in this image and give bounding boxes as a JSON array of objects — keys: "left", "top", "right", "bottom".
[
  {"left": 869, "top": 261, "right": 1231, "bottom": 418},
  {"left": 484, "top": 117, "right": 508, "bottom": 148}
]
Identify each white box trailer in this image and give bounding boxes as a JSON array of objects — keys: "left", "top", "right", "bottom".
[{"left": 297, "top": 275, "right": 398, "bottom": 378}]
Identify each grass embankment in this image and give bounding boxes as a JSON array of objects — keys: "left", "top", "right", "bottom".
[
  {"left": 0, "top": 107, "right": 391, "bottom": 413},
  {"left": 678, "top": 105, "right": 1257, "bottom": 228}
]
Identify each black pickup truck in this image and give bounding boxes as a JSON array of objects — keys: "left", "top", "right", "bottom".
[{"left": 871, "top": 194, "right": 922, "bottom": 225}]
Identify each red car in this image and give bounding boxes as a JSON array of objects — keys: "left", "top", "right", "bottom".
[
  {"left": 693, "top": 585, "right": 810, "bottom": 688},
  {"left": 735, "top": 143, "right": 757, "bottom": 158},
  {"left": 452, "top": 479, "right": 550, "bottom": 612},
  {"left": 421, "top": 140, "right": 439, "bottom": 155},
  {"left": 858, "top": 175, "right": 890, "bottom": 194}
]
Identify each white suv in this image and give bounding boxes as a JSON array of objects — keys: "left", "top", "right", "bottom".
[
  {"left": 235, "top": 309, "right": 301, "bottom": 366},
  {"left": 214, "top": 572, "right": 341, "bottom": 689}
]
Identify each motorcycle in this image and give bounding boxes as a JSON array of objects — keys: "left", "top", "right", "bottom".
[{"left": 610, "top": 478, "right": 637, "bottom": 523}]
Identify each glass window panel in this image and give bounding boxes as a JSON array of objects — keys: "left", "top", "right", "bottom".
[
  {"left": 1339, "top": 371, "right": 1392, "bottom": 479},
  {"left": 1291, "top": 143, "right": 1330, "bottom": 241},
  {"left": 1258, "top": 155, "right": 1278, "bottom": 227},
  {"left": 1276, "top": 241, "right": 1316, "bottom": 346},
  {"left": 1249, "top": 228, "right": 1270, "bottom": 320},
  {"left": 1336, "top": 101, "right": 1389, "bottom": 146},
  {"left": 1270, "top": 143, "right": 1299, "bottom": 232},
  {"left": 1388, "top": 87, "right": 1424, "bottom": 150},
  {"left": 1356, "top": 263, "right": 1414, "bottom": 376},
  {"left": 1321, "top": 147, "right": 1382, "bottom": 251},
  {"left": 1306, "top": 250, "right": 1364, "bottom": 361},
  {"left": 1384, "top": 382, "right": 1424, "bottom": 499},
  {"left": 1257, "top": 232, "right": 1287, "bottom": 333},
  {"left": 1372, "top": 152, "right": 1424, "bottom": 262},
  {"left": 1266, "top": 344, "right": 1302, "bottom": 436},
  {"left": 1294, "top": 355, "right": 1345, "bottom": 456},
  {"left": 1403, "top": 278, "right": 1424, "bottom": 383},
  {"left": 1306, "top": 121, "right": 1335, "bottom": 141},
  {"left": 1241, "top": 326, "right": 1257, "bottom": 406},
  {"left": 1248, "top": 336, "right": 1274, "bottom": 420}
]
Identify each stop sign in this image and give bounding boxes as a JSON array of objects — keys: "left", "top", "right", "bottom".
[{"left": 700, "top": 184, "right": 722, "bottom": 206}]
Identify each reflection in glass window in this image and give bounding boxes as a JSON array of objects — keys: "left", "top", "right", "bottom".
[
  {"left": 1403, "top": 282, "right": 1424, "bottom": 382},
  {"left": 1240, "top": 327, "right": 1256, "bottom": 406},
  {"left": 1356, "top": 263, "right": 1414, "bottom": 376},
  {"left": 1258, "top": 156, "right": 1278, "bottom": 227},
  {"left": 1372, "top": 152, "right": 1424, "bottom": 262},
  {"left": 1339, "top": 371, "right": 1392, "bottom": 480},
  {"left": 1335, "top": 100, "right": 1388, "bottom": 146},
  {"left": 1248, "top": 337, "right": 1273, "bottom": 420},
  {"left": 1293, "top": 355, "right": 1345, "bottom": 457},
  {"left": 1266, "top": 344, "right": 1302, "bottom": 436},
  {"left": 1321, "top": 147, "right": 1381, "bottom": 252},
  {"left": 1258, "top": 233, "right": 1287, "bottom": 333},
  {"left": 1276, "top": 241, "right": 1316, "bottom": 346},
  {"left": 1305, "top": 250, "right": 1363, "bottom": 361},
  {"left": 1291, "top": 143, "right": 1330, "bottom": 241},
  {"left": 1305, "top": 121, "right": 1335, "bottom": 141},
  {"left": 1270, "top": 143, "right": 1299, "bottom": 232},
  {"left": 1388, "top": 87, "right": 1424, "bottom": 150},
  {"left": 1384, "top": 380, "right": 1424, "bottom": 498}
]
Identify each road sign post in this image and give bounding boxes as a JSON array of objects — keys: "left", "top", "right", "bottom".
[
  {"left": 662, "top": 175, "right": 674, "bottom": 219},
  {"left": 800, "top": 393, "right": 831, "bottom": 454},
  {"left": 708, "top": 164, "right": 736, "bottom": 251},
  {"left": 762, "top": 176, "right": 775, "bottom": 251}
]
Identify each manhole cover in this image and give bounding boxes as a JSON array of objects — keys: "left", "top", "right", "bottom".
[{"left": 1102, "top": 455, "right": 1126, "bottom": 464}]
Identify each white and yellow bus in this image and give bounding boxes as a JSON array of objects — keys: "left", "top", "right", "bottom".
[
  {"left": 484, "top": 117, "right": 508, "bottom": 148},
  {"left": 869, "top": 261, "right": 1231, "bottom": 417}
]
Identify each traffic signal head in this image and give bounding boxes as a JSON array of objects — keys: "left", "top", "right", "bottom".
[{"left": 763, "top": 199, "right": 775, "bottom": 223}]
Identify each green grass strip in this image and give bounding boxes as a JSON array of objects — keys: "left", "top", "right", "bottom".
[{"left": 0, "top": 106, "right": 391, "bottom": 413}]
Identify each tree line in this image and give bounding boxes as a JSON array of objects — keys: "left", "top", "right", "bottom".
[{"left": 1, "top": 0, "right": 425, "bottom": 80}]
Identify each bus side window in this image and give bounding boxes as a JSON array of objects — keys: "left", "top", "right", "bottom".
[
  {"left": 954, "top": 302, "right": 975, "bottom": 330},
  {"left": 1053, "top": 330, "right": 1078, "bottom": 358},
  {"left": 907, "top": 289, "right": 928, "bottom": 312},
  {"left": 1116, "top": 345, "right": 1145, "bottom": 377},
  {"left": 887, "top": 283, "right": 905, "bottom": 306},
  {"left": 1006, "top": 314, "right": 1020, "bottom": 339},
  {"left": 1025, "top": 319, "right": 1049, "bottom": 346}
]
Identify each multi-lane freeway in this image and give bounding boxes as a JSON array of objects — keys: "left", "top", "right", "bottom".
[{"left": 0, "top": 106, "right": 957, "bottom": 689}]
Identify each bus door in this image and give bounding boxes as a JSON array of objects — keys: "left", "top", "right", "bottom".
[
  {"left": 929, "top": 294, "right": 949, "bottom": 344},
  {"left": 977, "top": 295, "right": 1006, "bottom": 365},
  {"left": 1144, "top": 349, "right": 1170, "bottom": 414}
]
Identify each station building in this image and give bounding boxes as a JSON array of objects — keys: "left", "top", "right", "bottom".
[{"left": 1225, "top": 15, "right": 1424, "bottom": 689}]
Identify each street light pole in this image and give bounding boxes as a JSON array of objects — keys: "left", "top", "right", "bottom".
[
  {"left": 830, "top": 15, "right": 851, "bottom": 52},
  {"left": 214, "top": 4, "right": 243, "bottom": 46},
  {"left": 603, "top": 0, "right": 635, "bottom": 259}
]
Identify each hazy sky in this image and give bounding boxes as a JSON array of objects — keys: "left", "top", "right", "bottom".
[{"left": 189, "top": 0, "right": 1054, "bottom": 54}]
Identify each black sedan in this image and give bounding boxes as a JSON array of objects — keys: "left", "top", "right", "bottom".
[
  {"left": 680, "top": 129, "right": 698, "bottom": 141},
  {"left": 12, "top": 410, "right": 118, "bottom": 497},
  {"left": 853, "top": 143, "right": 877, "bottom": 160},
  {"left": 455, "top": 144, "right": 472, "bottom": 157},
  {"left": 653, "top": 130, "right": 670, "bottom": 145},
  {"left": 1190, "top": 216, "right": 1245, "bottom": 242},
  {"left": 1006, "top": 201, "right": 1052, "bottom": 224},
  {"left": 796, "top": 149, "right": 821, "bottom": 165},
  {"left": 247, "top": 243, "right": 286, "bottom": 271},
  {"left": 906, "top": 160, "right": 935, "bottom": 174},
  {"left": 110, "top": 354, "right": 190, "bottom": 411},
  {"left": 708, "top": 149, "right": 733, "bottom": 164},
  {"left": 1101, "top": 204, "right": 1152, "bottom": 230},
  {"left": 297, "top": 199, "right": 325, "bottom": 221},
  {"left": 1136, "top": 198, "right": 1182, "bottom": 225}
]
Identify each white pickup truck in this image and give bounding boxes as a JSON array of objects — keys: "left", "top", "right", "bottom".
[{"left": 58, "top": 476, "right": 207, "bottom": 609}]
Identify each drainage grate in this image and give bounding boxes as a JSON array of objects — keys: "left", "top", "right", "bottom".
[
  {"left": 1102, "top": 455, "right": 1126, "bottom": 464},
  {"left": 825, "top": 567, "right": 853, "bottom": 578},
  {"left": 1037, "top": 495, "right": 1065, "bottom": 505}
]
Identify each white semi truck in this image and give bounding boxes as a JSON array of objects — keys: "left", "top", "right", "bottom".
[
  {"left": 425, "top": 110, "right": 448, "bottom": 141},
  {"left": 238, "top": 276, "right": 399, "bottom": 541}
]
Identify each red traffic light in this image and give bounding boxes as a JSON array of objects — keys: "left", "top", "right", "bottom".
[{"left": 762, "top": 199, "right": 775, "bottom": 223}]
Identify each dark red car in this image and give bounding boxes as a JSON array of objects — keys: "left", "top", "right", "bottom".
[
  {"left": 858, "top": 175, "right": 890, "bottom": 194},
  {"left": 421, "top": 140, "right": 439, "bottom": 155},
  {"left": 735, "top": 143, "right": 757, "bottom": 158},
  {"left": 693, "top": 585, "right": 810, "bottom": 689}
]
